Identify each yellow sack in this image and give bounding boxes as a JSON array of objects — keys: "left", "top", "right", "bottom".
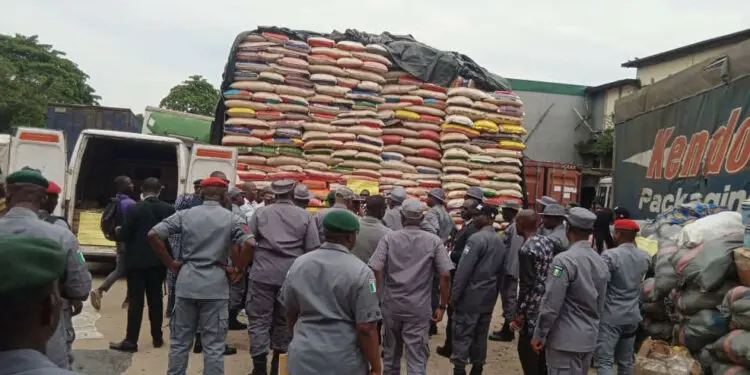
[
  {"left": 395, "top": 109, "right": 420, "bottom": 121},
  {"left": 500, "top": 140, "right": 526, "bottom": 151},
  {"left": 500, "top": 124, "right": 527, "bottom": 135},
  {"left": 227, "top": 107, "right": 256, "bottom": 116},
  {"left": 474, "top": 119, "right": 499, "bottom": 133}
]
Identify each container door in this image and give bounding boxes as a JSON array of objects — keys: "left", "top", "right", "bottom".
[
  {"left": 186, "top": 145, "right": 237, "bottom": 193},
  {"left": 9, "top": 128, "right": 67, "bottom": 215},
  {"left": 523, "top": 164, "right": 546, "bottom": 208},
  {"left": 545, "top": 167, "right": 582, "bottom": 206}
]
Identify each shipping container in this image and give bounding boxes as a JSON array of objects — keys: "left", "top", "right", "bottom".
[
  {"left": 523, "top": 159, "right": 582, "bottom": 207},
  {"left": 47, "top": 104, "right": 142, "bottom": 161},
  {"left": 613, "top": 39, "right": 750, "bottom": 220}
]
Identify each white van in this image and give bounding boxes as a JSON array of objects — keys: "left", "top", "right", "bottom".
[{"left": 3, "top": 127, "right": 238, "bottom": 262}]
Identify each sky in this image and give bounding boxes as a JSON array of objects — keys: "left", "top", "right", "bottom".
[{"left": 1, "top": 0, "right": 749, "bottom": 114}]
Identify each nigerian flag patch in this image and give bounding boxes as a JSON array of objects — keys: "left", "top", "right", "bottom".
[
  {"left": 76, "top": 250, "right": 86, "bottom": 265},
  {"left": 368, "top": 278, "right": 377, "bottom": 293},
  {"left": 552, "top": 266, "right": 563, "bottom": 278}
]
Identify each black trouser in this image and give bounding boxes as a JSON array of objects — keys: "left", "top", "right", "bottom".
[
  {"left": 125, "top": 266, "right": 166, "bottom": 343},
  {"left": 517, "top": 333, "right": 547, "bottom": 375},
  {"left": 593, "top": 230, "right": 614, "bottom": 254}
]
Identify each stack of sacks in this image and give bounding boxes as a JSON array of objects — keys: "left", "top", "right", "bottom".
[
  {"left": 698, "top": 287, "right": 750, "bottom": 373},
  {"left": 305, "top": 36, "right": 389, "bottom": 191},
  {"left": 222, "top": 31, "right": 313, "bottom": 187},
  {"left": 443, "top": 87, "right": 525, "bottom": 207},
  {"left": 379, "top": 71, "right": 445, "bottom": 201}
]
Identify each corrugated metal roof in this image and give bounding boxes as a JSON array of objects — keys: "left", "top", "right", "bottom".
[
  {"left": 621, "top": 28, "right": 750, "bottom": 68},
  {"left": 507, "top": 78, "right": 589, "bottom": 97}
]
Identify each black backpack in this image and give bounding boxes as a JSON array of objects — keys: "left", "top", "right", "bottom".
[{"left": 101, "top": 198, "right": 123, "bottom": 241}]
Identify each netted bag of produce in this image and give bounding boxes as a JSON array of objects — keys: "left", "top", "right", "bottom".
[
  {"left": 675, "top": 282, "right": 738, "bottom": 316},
  {"left": 674, "top": 309, "right": 729, "bottom": 352},
  {"left": 643, "top": 317, "right": 674, "bottom": 341},
  {"left": 720, "top": 286, "right": 750, "bottom": 330},
  {"left": 672, "top": 233, "right": 742, "bottom": 292},
  {"left": 709, "top": 330, "right": 750, "bottom": 367},
  {"left": 653, "top": 240, "right": 681, "bottom": 299}
]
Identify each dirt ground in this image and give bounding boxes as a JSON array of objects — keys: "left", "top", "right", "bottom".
[{"left": 73, "top": 267, "right": 523, "bottom": 375}]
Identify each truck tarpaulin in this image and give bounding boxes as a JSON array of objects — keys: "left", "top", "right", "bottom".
[{"left": 614, "top": 76, "right": 750, "bottom": 220}]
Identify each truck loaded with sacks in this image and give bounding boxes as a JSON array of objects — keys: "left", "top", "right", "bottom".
[
  {"left": 614, "top": 39, "right": 750, "bottom": 221},
  {"left": 209, "top": 27, "right": 529, "bottom": 225}
]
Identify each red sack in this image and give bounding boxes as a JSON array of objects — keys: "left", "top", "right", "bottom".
[
  {"left": 417, "top": 148, "right": 441, "bottom": 160},
  {"left": 418, "top": 130, "right": 440, "bottom": 143},
  {"left": 267, "top": 172, "right": 305, "bottom": 181},
  {"left": 421, "top": 83, "right": 447, "bottom": 93},
  {"left": 419, "top": 114, "right": 442, "bottom": 124},
  {"left": 382, "top": 135, "right": 403, "bottom": 145},
  {"left": 418, "top": 180, "right": 442, "bottom": 188},
  {"left": 301, "top": 179, "right": 327, "bottom": 190},
  {"left": 238, "top": 171, "right": 267, "bottom": 181},
  {"left": 304, "top": 170, "right": 341, "bottom": 182}
]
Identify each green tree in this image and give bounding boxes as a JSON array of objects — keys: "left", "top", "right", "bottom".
[
  {"left": 0, "top": 34, "right": 100, "bottom": 131},
  {"left": 159, "top": 75, "right": 219, "bottom": 116}
]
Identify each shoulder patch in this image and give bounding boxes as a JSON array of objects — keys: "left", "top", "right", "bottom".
[
  {"left": 463, "top": 246, "right": 471, "bottom": 255},
  {"left": 368, "top": 278, "right": 377, "bottom": 293},
  {"left": 76, "top": 250, "right": 86, "bottom": 265},
  {"left": 552, "top": 265, "right": 563, "bottom": 278}
]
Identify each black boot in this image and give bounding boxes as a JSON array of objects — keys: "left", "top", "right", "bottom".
[
  {"left": 251, "top": 354, "right": 268, "bottom": 375},
  {"left": 453, "top": 365, "right": 467, "bottom": 375},
  {"left": 429, "top": 322, "right": 438, "bottom": 336},
  {"left": 224, "top": 344, "right": 237, "bottom": 355},
  {"left": 228, "top": 309, "right": 247, "bottom": 331},
  {"left": 436, "top": 344, "right": 451, "bottom": 358},
  {"left": 270, "top": 350, "right": 284, "bottom": 375},
  {"left": 192, "top": 333, "right": 203, "bottom": 353},
  {"left": 469, "top": 364, "right": 484, "bottom": 375},
  {"left": 488, "top": 321, "right": 514, "bottom": 342}
]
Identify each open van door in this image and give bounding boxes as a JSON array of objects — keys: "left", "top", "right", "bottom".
[
  {"left": 186, "top": 144, "right": 237, "bottom": 193},
  {"left": 9, "top": 128, "right": 67, "bottom": 215}
]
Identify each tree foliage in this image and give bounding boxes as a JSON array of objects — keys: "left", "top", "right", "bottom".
[
  {"left": 592, "top": 127, "right": 614, "bottom": 157},
  {"left": 159, "top": 75, "right": 219, "bottom": 116},
  {"left": 0, "top": 34, "right": 100, "bottom": 132}
]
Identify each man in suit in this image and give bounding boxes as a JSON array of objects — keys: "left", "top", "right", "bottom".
[{"left": 110, "top": 177, "right": 175, "bottom": 352}]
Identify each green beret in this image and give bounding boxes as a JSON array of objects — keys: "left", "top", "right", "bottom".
[
  {"left": 6, "top": 170, "right": 49, "bottom": 189},
  {"left": 0, "top": 235, "right": 65, "bottom": 297},
  {"left": 326, "top": 191, "right": 336, "bottom": 201},
  {"left": 323, "top": 210, "right": 360, "bottom": 233}
]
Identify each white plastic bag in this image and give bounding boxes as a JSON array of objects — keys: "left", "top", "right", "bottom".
[{"left": 676, "top": 211, "right": 743, "bottom": 249}]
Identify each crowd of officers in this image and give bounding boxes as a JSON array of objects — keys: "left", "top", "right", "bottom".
[{"left": 0, "top": 167, "right": 652, "bottom": 375}]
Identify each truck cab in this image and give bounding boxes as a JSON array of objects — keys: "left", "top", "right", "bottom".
[
  {"left": 63, "top": 129, "right": 237, "bottom": 262},
  {"left": 596, "top": 176, "right": 613, "bottom": 208}
]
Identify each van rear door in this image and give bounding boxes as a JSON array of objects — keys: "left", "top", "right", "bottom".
[
  {"left": 186, "top": 145, "right": 237, "bottom": 192},
  {"left": 9, "top": 128, "right": 67, "bottom": 215}
]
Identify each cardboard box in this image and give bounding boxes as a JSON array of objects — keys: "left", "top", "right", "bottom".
[{"left": 635, "top": 339, "right": 700, "bottom": 375}]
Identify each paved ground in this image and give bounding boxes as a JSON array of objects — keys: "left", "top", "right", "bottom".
[{"left": 72, "top": 264, "right": 524, "bottom": 374}]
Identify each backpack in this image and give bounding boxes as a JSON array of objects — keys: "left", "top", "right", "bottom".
[{"left": 101, "top": 197, "right": 123, "bottom": 241}]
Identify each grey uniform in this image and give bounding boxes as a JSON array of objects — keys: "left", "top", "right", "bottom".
[
  {"left": 281, "top": 242, "right": 382, "bottom": 375},
  {"left": 351, "top": 216, "right": 391, "bottom": 264},
  {"left": 229, "top": 204, "right": 248, "bottom": 311},
  {"left": 369, "top": 226, "right": 454, "bottom": 375},
  {"left": 451, "top": 226, "right": 509, "bottom": 366},
  {"left": 540, "top": 223, "right": 569, "bottom": 254},
  {"left": 594, "top": 243, "right": 651, "bottom": 375},
  {"left": 151, "top": 201, "right": 253, "bottom": 375},
  {"left": 247, "top": 199, "right": 320, "bottom": 357},
  {"left": 0, "top": 207, "right": 92, "bottom": 370},
  {"left": 382, "top": 205, "right": 403, "bottom": 231},
  {"left": 314, "top": 203, "right": 349, "bottom": 243},
  {"left": 499, "top": 222, "right": 521, "bottom": 320},
  {"left": 533, "top": 240, "right": 609, "bottom": 375},
  {"left": 0, "top": 349, "right": 82, "bottom": 375},
  {"left": 421, "top": 205, "right": 455, "bottom": 241}
]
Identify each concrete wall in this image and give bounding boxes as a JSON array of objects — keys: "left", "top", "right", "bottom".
[
  {"left": 602, "top": 85, "right": 638, "bottom": 128},
  {"left": 635, "top": 41, "right": 747, "bottom": 85},
  {"left": 516, "top": 90, "right": 589, "bottom": 165}
]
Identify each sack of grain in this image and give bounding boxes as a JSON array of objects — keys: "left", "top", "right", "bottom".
[
  {"left": 675, "top": 282, "right": 738, "bottom": 316},
  {"left": 708, "top": 330, "right": 750, "bottom": 367},
  {"left": 674, "top": 309, "right": 729, "bottom": 352},
  {"left": 672, "top": 233, "right": 742, "bottom": 292},
  {"left": 720, "top": 286, "right": 750, "bottom": 330}
]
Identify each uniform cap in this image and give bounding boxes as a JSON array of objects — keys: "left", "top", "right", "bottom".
[
  {"left": 228, "top": 187, "right": 243, "bottom": 198},
  {"left": 614, "top": 219, "right": 640, "bottom": 231},
  {"left": 501, "top": 200, "right": 521, "bottom": 211},
  {"left": 0, "top": 235, "right": 65, "bottom": 297},
  {"left": 270, "top": 179, "right": 296, "bottom": 195},
  {"left": 335, "top": 186, "right": 357, "bottom": 200},
  {"left": 294, "top": 184, "right": 315, "bottom": 200},
  {"left": 46, "top": 181, "right": 62, "bottom": 195},
  {"left": 401, "top": 198, "right": 425, "bottom": 219},
  {"left": 614, "top": 206, "right": 631, "bottom": 219},
  {"left": 6, "top": 170, "right": 48, "bottom": 189},
  {"left": 565, "top": 207, "right": 597, "bottom": 230},
  {"left": 537, "top": 196, "right": 557, "bottom": 207},
  {"left": 323, "top": 210, "right": 360, "bottom": 233},
  {"left": 541, "top": 204, "right": 566, "bottom": 217},
  {"left": 201, "top": 177, "right": 229, "bottom": 188},
  {"left": 465, "top": 186, "right": 485, "bottom": 202},
  {"left": 389, "top": 186, "right": 407, "bottom": 204},
  {"left": 192, "top": 179, "right": 203, "bottom": 186},
  {"left": 428, "top": 188, "right": 446, "bottom": 202},
  {"left": 475, "top": 204, "right": 499, "bottom": 219}
]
